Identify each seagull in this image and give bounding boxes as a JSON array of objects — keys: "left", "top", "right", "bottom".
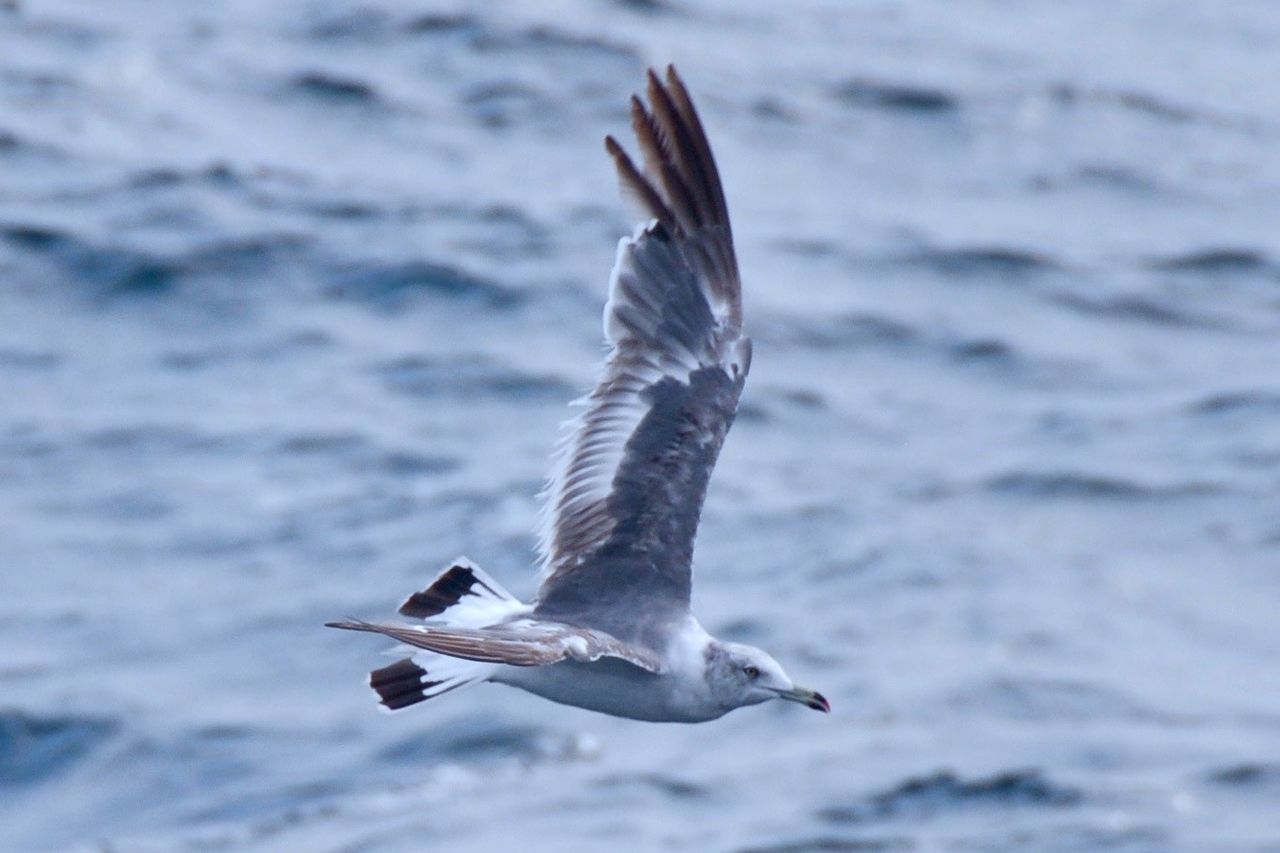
[{"left": 327, "top": 66, "right": 829, "bottom": 723}]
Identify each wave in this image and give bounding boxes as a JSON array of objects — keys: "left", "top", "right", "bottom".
[
  {"left": 325, "top": 259, "right": 522, "bottom": 309},
  {"left": 597, "top": 772, "right": 710, "bottom": 800},
  {"left": 0, "top": 127, "right": 64, "bottom": 161},
  {"left": 611, "top": 0, "right": 677, "bottom": 15},
  {"left": 159, "top": 330, "right": 333, "bottom": 372},
  {"left": 81, "top": 425, "right": 239, "bottom": 455},
  {"left": 834, "top": 78, "right": 958, "bottom": 113},
  {"left": 274, "top": 431, "right": 459, "bottom": 478},
  {"left": 766, "top": 313, "right": 1056, "bottom": 384},
  {"left": 734, "top": 837, "right": 907, "bottom": 853},
  {"left": 0, "top": 710, "right": 117, "bottom": 787},
  {"left": 1187, "top": 391, "right": 1280, "bottom": 417},
  {"left": 819, "top": 769, "right": 1080, "bottom": 824},
  {"left": 125, "top": 161, "right": 241, "bottom": 191},
  {"left": 479, "top": 25, "right": 639, "bottom": 63},
  {"left": 377, "top": 719, "right": 582, "bottom": 764},
  {"left": 777, "top": 238, "right": 1063, "bottom": 279},
  {"left": 462, "top": 80, "right": 554, "bottom": 129},
  {"left": 8, "top": 217, "right": 533, "bottom": 310},
  {"left": 1147, "top": 248, "right": 1276, "bottom": 275},
  {"left": 0, "top": 66, "right": 80, "bottom": 101},
  {"left": 31, "top": 422, "right": 458, "bottom": 477},
  {"left": 1049, "top": 83, "right": 1197, "bottom": 123},
  {"left": 291, "top": 71, "right": 381, "bottom": 105},
  {"left": 983, "top": 471, "right": 1221, "bottom": 500},
  {"left": 950, "top": 338, "right": 1015, "bottom": 363},
  {"left": 736, "top": 387, "right": 829, "bottom": 424},
  {"left": 1206, "top": 763, "right": 1280, "bottom": 789},
  {"left": 1055, "top": 293, "right": 1218, "bottom": 328},
  {"left": 0, "top": 347, "right": 60, "bottom": 369},
  {"left": 1047, "top": 83, "right": 1262, "bottom": 131},
  {"left": 404, "top": 12, "right": 480, "bottom": 35},
  {"left": 377, "top": 354, "right": 574, "bottom": 401},
  {"left": 894, "top": 245, "right": 1061, "bottom": 277},
  {"left": 946, "top": 676, "right": 1184, "bottom": 723},
  {"left": 305, "top": 8, "right": 638, "bottom": 64},
  {"left": 770, "top": 313, "right": 919, "bottom": 351},
  {"left": 1, "top": 222, "right": 67, "bottom": 251},
  {"left": 774, "top": 235, "right": 1067, "bottom": 284},
  {"left": 2, "top": 224, "right": 308, "bottom": 299},
  {"left": 1069, "top": 164, "right": 1172, "bottom": 196}
]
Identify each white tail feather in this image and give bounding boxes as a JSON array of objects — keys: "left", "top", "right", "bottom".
[
  {"left": 398, "top": 556, "right": 527, "bottom": 628},
  {"left": 369, "top": 651, "right": 496, "bottom": 712}
]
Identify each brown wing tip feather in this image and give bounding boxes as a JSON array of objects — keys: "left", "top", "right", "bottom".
[
  {"left": 605, "top": 65, "right": 741, "bottom": 310},
  {"left": 606, "top": 133, "right": 674, "bottom": 230}
]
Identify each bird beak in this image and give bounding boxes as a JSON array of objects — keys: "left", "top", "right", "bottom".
[{"left": 775, "top": 686, "right": 830, "bottom": 713}]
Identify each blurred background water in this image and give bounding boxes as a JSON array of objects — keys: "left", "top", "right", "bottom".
[{"left": 2, "top": 1, "right": 1279, "bottom": 850}]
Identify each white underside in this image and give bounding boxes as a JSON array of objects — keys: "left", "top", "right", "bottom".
[
  {"left": 389, "top": 563, "right": 724, "bottom": 721},
  {"left": 490, "top": 616, "right": 723, "bottom": 723},
  {"left": 491, "top": 661, "right": 718, "bottom": 723}
]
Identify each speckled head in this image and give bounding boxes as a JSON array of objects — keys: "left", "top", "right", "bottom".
[{"left": 704, "top": 640, "right": 830, "bottom": 714}]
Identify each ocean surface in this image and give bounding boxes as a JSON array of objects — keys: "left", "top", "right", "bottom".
[{"left": 2, "top": 1, "right": 1279, "bottom": 850}]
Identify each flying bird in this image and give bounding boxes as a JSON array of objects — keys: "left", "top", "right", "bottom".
[{"left": 327, "top": 66, "right": 829, "bottom": 722}]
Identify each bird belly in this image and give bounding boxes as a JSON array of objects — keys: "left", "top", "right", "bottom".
[{"left": 493, "top": 658, "right": 724, "bottom": 723}]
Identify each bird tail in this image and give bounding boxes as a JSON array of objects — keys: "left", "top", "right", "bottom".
[
  {"left": 328, "top": 557, "right": 523, "bottom": 711},
  {"left": 395, "top": 556, "right": 524, "bottom": 627},
  {"left": 366, "top": 654, "right": 495, "bottom": 712}
]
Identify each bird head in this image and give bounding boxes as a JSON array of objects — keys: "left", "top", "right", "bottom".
[{"left": 706, "top": 641, "right": 830, "bottom": 714}]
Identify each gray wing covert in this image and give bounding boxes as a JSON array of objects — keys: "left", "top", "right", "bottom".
[{"left": 533, "top": 67, "right": 751, "bottom": 647}]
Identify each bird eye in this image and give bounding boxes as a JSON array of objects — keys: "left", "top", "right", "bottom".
[{"left": 744, "top": 665, "right": 760, "bottom": 679}]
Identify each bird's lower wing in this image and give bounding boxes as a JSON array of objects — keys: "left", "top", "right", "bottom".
[{"left": 325, "top": 619, "right": 663, "bottom": 672}]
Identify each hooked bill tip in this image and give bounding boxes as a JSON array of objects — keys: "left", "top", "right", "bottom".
[{"left": 808, "top": 692, "right": 831, "bottom": 713}]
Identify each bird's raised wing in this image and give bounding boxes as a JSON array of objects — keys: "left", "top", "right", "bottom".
[{"left": 533, "top": 66, "right": 750, "bottom": 647}]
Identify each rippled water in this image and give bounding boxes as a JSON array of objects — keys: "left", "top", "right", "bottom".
[{"left": 2, "top": 1, "right": 1279, "bottom": 850}]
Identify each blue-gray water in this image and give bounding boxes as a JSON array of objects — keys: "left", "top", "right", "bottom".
[{"left": 2, "top": 1, "right": 1279, "bottom": 850}]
